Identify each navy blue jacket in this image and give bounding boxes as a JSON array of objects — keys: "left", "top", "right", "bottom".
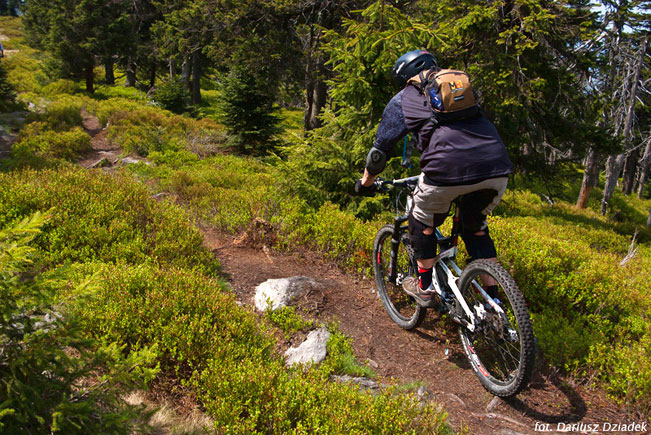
[{"left": 373, "top": 84, "right": 512, "bottom": 185}]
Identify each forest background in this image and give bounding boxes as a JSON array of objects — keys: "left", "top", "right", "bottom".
[{"left": 0, "top": 0, "right": 650, "bottom": 433}]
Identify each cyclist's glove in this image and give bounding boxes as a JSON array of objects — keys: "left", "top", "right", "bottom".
[{"left": 354, "top": 179, "right": 377, "bottom": 197}]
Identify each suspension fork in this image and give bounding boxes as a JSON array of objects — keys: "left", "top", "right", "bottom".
[{"left": 388, "top": 214, "right": 408, "bottom": 283}]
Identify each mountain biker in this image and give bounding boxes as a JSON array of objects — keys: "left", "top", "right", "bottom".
[{"left": 355, "top": 49, "right": 513, "bottom": 306}]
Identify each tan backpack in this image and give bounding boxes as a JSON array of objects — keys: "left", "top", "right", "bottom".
[{"left": 407, "top": 69, "right": 480, "bottom": 124}]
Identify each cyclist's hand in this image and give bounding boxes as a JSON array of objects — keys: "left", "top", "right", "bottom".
[{"left": 354, "top": 179, "right": 378, "bottom": 197}]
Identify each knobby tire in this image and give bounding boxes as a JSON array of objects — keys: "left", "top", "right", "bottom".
[
  {"left": 373, "top": 224, "right": 425, "bottom": 329},
  {"left": 457, "top": 259, "right": 535, "bottom": 397}
]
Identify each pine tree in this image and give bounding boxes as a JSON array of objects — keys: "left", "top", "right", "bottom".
[{"left": 22, "top": 0, "right": 132, "bottom": 93}]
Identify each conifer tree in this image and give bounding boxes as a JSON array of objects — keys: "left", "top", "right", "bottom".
[{"left": 23, "top": 0, "right": 131, "bottom": 93}]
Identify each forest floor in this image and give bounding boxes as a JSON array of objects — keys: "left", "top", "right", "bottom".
[{"left": 72, "top": 111, "right": 646, "bottom": 434}]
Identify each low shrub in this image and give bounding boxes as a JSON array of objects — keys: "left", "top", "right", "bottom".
[
  {"left": 489, "top": 210, "right": 651, "bottom": 409},
  {"left": 70, "top": 262, "right": 449, "bottom": 433},
  {"left": 152, "top": 78, "right": 191, "bottom": 114},
  {"left": 12, "top": 126, "right": 91, "bottom": 163},
  {"left": 41, "top": 79, "right": 79, "bottom": 96},
  {"left": 266, "top": 306, "right": 314, "bottom": 340},
  {"left": 0, "top": 168, "right": 218, "bottom": 275},
  {"left": 25, "top": 94, "right": 84, "bottom": 131},
  {"left": 0, "top": 212, "right": 158, "bottom": 434},
  {"left": 4, "top": 48, "right": 52, "bottom": 93}
]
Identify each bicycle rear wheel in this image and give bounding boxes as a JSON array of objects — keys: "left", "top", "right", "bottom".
[
  {"left": 373, "top": 224, "right": 425, "bottom": 329},
  {"left": 456, "top": 259, "right": 535, "bottom": 397}
]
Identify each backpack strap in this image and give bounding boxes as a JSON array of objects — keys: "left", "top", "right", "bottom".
[{"left": 407, "top": 69, "right": 436, "bottom": 94}]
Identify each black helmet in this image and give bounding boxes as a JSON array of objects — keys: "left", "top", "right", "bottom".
[{"left": 391, "top": 50, "right": 438, "bottom": 88}]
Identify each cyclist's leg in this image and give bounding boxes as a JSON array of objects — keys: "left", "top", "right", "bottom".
[
  {"left": 409, "top": 174, "right": 455, "bottom": 290},
  {"left": 458, "top": 179, "right": 508, "bottom": 296}
]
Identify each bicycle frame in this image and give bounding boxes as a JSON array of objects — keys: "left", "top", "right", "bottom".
[{"left": 383, "top": 176, "right": 505, "bottom": 333}]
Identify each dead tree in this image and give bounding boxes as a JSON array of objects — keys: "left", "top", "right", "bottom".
[
  {"left": 601, "top": 36, "right": 647, "bottom": 215},
  {"left": 576, "top": 146, "right": 601, "bottom": 208},
  {"left": 637, "top": 136, "right": 651, "bottom": 198}
]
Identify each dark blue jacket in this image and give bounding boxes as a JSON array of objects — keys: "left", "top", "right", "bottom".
[{"left": 373, "top": 84, "right": 512, "bottom": 185}]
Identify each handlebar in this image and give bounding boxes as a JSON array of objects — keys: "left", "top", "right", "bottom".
[{"left": 374, "top": 175, "right": 419, "bottom": 192}]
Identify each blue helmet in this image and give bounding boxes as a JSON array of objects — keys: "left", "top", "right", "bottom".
[{"left": 391, "top": 50, "right": 438, "bottom": 88}]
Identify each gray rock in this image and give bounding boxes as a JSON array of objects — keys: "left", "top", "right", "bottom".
[
  {"left": 121, "top": 156, "right": 151, "bottom": 165},
  {"left": 331, "top": 375, "right": 379, "bottom": 390},
  {"left": 89, "top": 158, "right": 112, "bottom": 168},
  {"left": 254, "top": 276, "right": 317, "bottom": 311},
  {"left": 285, "top": 327, "right": 330, "bottom": 367}
]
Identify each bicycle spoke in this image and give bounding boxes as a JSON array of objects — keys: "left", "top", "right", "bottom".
[
  {"left": 457, "top": 259, "right": 535, "bottom": 396},
  {"left": 373, "top": 225, "right": 424, "bottom": 329}
]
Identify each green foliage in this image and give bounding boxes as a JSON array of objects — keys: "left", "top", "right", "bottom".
[
  {"left": 216, "top": 64, "right": 282, "bottom": 155},
  {"left": 0, "top": 62, "right": 17, "bottom": 111},
  {"left": 0, "top": 168, "right": 219, "bottom": 275},
  {"left": 67, "top": 261, "right": 449, "bottom": 433},
  {"left": 325, "top": 325, "right": 377, "bottom": 379},
  {"left": 41, "top": 79, "right": 79, "bottom": 96},
  {"left": 28, "top": 95, "right": 84, "bottom": 130},
  {"left": 88, "top": 99, "right": 226, "bottom": 157},
  {"left": 152, "top": 78, "right": 191, "bottom": 114},
  {"left": 278, "top": 2, "right": 430, "bottom": 217},
  {"left": 414, "top": 0, "right": 604, "bottom": 170},
  {"left": 0, "top": 212, "right": 158, "bottom": 434},
  {"left": 4, "top": 47, "right": 51, "bottom": 93},
  {"left": 11, "top": 126, "right": 91, "bottom": 167},
  {"left": 266, "top": 306, "right": 314, "bottom": 340},
  {"left": 486, "top": 196, "right": 651, "bottom": 410}
]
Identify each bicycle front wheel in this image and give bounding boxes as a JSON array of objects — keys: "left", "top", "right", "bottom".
[
  {"left": 373, "top": 224, "right": 425, "bottom": 330},
  {"left": 457, "top": 259, "right": 535, "bottom": 397}
]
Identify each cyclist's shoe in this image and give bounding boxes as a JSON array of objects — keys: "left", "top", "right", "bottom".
[{"left": 403, "top": 277, "right": 438, "bottom": 308}]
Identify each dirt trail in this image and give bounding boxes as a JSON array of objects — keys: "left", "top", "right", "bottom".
[
  {"left": 74, "top": 113, "right": 644, "bottom": 434},
  {"left": 78, "top": 110, "right": 122, "bottom": 168},
  {"left": 202, "top": 229, "right": 642, "bottom": 435}
]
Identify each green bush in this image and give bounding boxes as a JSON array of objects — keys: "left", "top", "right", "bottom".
[
  {"left": 12, "top": 126, "right": 91, "bottom": 164},
  {"left": 153, "top": 78, "right": 191, "bottom": 114},
  {"left": 96, "top": 101, "right": 225, "bottom": 157},
  {"left": 23, "top": 94, "right": 85, "bottom": 131},
  {"left": 70, "top": 263, "right": 449, "bottom": 433},
  {"left": 0, "top": 212, "right": 158, "bottom": 434},
  {"left": 0, "top": 168, "right": 219, "bottom": 275},
  {"left": 266, "top": 306, "right": 314, "bottom": 340},
  {"left": 5, "top": 47, "right": 52, "bottom": 93},
  {"left": 0, "top": 62, "right": 17, "bottom": 111},
  {"left": 216, "top": 64, "right": 282, "bottom": 155},
  {"left": 41, "top": 79, "right": 79, "bottom": 96}
]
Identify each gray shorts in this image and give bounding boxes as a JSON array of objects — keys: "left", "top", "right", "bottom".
[{"left": 411, "top": 175, "right": 508, "bottom": 229}]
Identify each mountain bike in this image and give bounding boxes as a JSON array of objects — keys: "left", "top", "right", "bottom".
[{"left": 372, "top": 176, "right": 535, "bottom": 397}]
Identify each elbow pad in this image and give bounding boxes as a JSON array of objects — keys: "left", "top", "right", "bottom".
[{"left": 366, "top": 148, "right": 387, "bottom": 175}]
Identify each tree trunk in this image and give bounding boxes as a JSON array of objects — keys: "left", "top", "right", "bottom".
[
  {"left": 303, "top": 61, "right": 314, "bottom": 131},
  {"left": 303, "top": 26, "right": 316, "bottom": 132},
  {"left": 124, "top": 58, "right": 136, "bottom": 87},
  {"left": 85, "top": 65, "right": 94, "bottom": 94},
  {"left": 576, "top": 147, "right": 600, "bottom": 209},
  {"left": 600, "top": 37, "right": 647, "bottom": 215},
  {"left": 191, "top": 50, "right": 201, "bottom": 105},
  {"left": 638, "top": 137, "right": 651, "bottom": 198},
  {"left": 169, "top": 58, "right": 176, "bottom": 80},
  {"left": 601, "top": 154, "right": 626, "bottom": 215},
  {"left": 104, "top": 59, "right": 115, "bottom": 85},
  {"left": 149, "top": 65, "right": 156, "bottom": 90},
  {"left": 621, "top": 148, "right": 639, "bottom": 195},
  {"left": 647, "top": 208, "right": 651, "bottom": 227},
  {"left": 308, "top": 63, "right": 327, "bottom": 130},
  {"left": 182, "top": 57, "right": 192, "bottom": 90}
]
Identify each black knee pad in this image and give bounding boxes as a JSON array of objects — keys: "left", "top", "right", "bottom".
[
  {"left": 408, "top": 215, "right": 437, "bottom": 259},
  {"left": 462, "top": 228, "right": 497, "bottom": 261}
]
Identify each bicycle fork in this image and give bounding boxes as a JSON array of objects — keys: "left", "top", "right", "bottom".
[{"left": 387, "top": 214, "right": 409, "bottom": 285}]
